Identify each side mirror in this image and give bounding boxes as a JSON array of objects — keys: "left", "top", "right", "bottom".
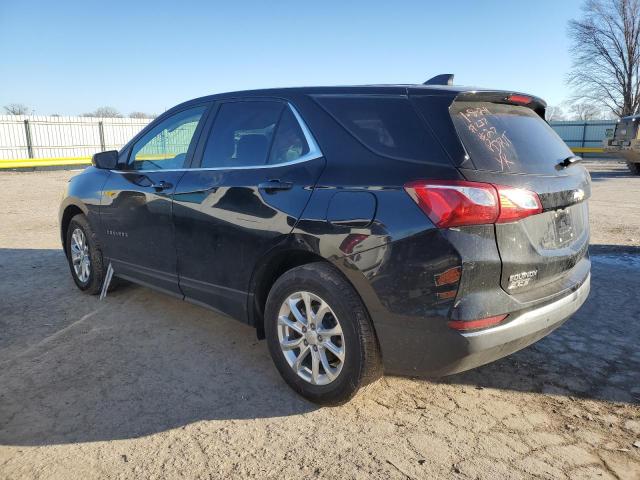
[{"left": 92, "top": 150, "right": 119, "bottom": 170}]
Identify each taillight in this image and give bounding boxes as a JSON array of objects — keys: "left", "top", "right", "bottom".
[
  {"left": 404, "top": 180, "right": 498, "bottom": 228},
  {"left": 404, "top": 180, "right": 542, "bottom": 227},
  {"left": 495, "top": 185, "right": 542, "bottom": 222}
]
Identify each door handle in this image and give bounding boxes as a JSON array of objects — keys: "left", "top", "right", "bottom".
[
  {"left": 151, "top": 180, "right": 173, "bottom": 191},
  {"left": 258, "top": 180, "right": 293, "bottom": 192}
]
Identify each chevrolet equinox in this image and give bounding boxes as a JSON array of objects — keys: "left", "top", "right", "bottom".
[{"left": 59, "top": 76, "right": 591, "bottom": 404}]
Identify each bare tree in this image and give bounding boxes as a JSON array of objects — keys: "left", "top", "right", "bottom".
[
  {"left": 3, "top": 103, "right": 30, "bottom": 115},
  {"left": 546, "top": 105, "right": 566, "bottom": 121},
  {"left": 568, "top": 0, "right": 640, "bottom": 117},
  {"left": 129, "top": 111, "right": 151, "bottom": 118},
  {"left": 569, "top": 101, "right": 603, "bottom": 119},
  {"left": 601, "top": 108, "right": 620, "bottom": 118},
  {"left": 83, "top": 106, "right": 122, "bottom": 118}
]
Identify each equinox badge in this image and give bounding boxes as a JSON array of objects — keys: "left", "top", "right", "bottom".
[{"left": 508, "top": 270, "right": 538, "bottom": 290}]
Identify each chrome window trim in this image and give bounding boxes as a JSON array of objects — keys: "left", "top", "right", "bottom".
[
  {"left": 113, "top": 103, "right": 323, "bottom": 174},
  {"left": 288, "top": 104, "right": 322, "bottom": 162}
]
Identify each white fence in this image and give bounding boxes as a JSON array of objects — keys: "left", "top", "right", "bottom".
[
  {"left": 1, "top": 115, "right": 613, "bottom": 162},
  {"left": 0, "top": 115, "right": 153, "bottom": 160}
]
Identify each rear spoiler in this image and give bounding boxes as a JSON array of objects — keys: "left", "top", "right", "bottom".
[
  {"left": 412, "top": 83, "right": 547, "bottom": 120},
  {"left": 451, "top": 90, "right": 547, "bottom": 120}
]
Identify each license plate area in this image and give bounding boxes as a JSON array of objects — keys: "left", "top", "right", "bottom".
[{"left": 554, "top": 208, "right": 574, "bottom": 246}]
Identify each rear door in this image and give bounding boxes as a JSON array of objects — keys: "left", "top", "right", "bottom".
[
  {"left": 412, "top": 92, "right": 591, "bottom": 301},
  {"left": 172, "top": 99, "right": 325, "bottom": 320}
]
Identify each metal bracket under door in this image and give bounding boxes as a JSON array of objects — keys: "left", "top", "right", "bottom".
[{"left": 99, "top": 262, "right": 114, "bottom": 300}]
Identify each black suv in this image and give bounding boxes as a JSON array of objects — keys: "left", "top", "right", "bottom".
[{"left": 60, "top": 77, "right": 591, "bottom": 404}]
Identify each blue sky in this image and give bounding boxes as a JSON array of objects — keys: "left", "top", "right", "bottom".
[{"left": 0, "top": 0, "right": 583, "bottom": 116}]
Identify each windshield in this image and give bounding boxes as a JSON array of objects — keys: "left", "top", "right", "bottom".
[{"left": 450, "top": 101, "right": 573, "bottom": 174}]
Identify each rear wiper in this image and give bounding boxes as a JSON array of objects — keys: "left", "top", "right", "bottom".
[{"left": 557, "top": 155, "right": 582, "bottom": 169}]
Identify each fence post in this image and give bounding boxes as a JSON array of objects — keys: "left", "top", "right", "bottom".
[
  {"left": 98, "top": 121, "right": 106, "bottom": 151},
  {"left": 581, "top": 121, "right": 587, "bottom": 148},
  {"left": 23, "top": 119, "right": 34, "bottom": 158}
]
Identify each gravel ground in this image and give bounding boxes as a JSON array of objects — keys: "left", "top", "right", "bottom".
[{"left": 0, "top": 160, "right": 639, "bottom": 479}]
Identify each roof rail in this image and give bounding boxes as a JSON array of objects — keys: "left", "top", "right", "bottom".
[{"left": 423, "top": 74, "right": 454, "bottom": 86}]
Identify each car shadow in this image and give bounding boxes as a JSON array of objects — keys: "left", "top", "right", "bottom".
[
  {"left": 0, "top": 245, "right": 638, "bottom": 447},
  {"left": 0, "top": 247, "right": 317, "bottom": 447}
]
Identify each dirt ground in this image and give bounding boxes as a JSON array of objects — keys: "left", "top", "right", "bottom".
[{"left": 0, "top": 160, "right": 639, "bottom": 479}]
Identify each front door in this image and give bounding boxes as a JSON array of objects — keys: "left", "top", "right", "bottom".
[
  {"left": 100, "top": 104, "right": 209, "bottom": 295},
  {"left": 172, "top": 100, "right": 325, "bottom": 320}
]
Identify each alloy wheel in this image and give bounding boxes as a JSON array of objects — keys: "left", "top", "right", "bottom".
[
  {"left": 70, "top": 228, "right": 91, "bottom": 283},
  {"left": 277, "top": 291, "right": 345, "bottom": 386}
]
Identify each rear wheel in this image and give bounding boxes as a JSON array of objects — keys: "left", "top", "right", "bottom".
[
  {"left": 627, "top": 161, "right": 640, "bottom": 175},
  {"left": 264, "top": 262, "right": 382, "bottom": 405},
  {"left": 65, "top": 214, "right": 111, "bottom": 294}
]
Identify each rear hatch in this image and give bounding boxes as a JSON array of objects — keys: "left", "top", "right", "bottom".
[{"left": 413, "top": 91, "right": 591, "bottom": 302}]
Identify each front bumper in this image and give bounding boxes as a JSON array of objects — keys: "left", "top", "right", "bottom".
[{"left": 379, "top": 273, "right": 591, "bottom": 377}]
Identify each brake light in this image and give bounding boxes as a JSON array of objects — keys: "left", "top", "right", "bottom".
[
  {"left": 404, "top": 180, "right": 542, "bottom": 227},
  {"left": 448, "top": 314, "right": 508, "bottom": 331},
  {"left": 507, "top": 94, "right": 532, "bottom": 105}
]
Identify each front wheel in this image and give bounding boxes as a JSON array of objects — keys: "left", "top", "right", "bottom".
[
  {"left": 264, "top": 262, "right": 382, "bottom": 405},
  {"left": 65, "top": 214, "right": 109, "bottom": 294}
]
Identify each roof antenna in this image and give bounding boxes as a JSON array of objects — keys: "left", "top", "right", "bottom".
[{"left": 423, "top": 74, "right": 454, "bottom": 86}]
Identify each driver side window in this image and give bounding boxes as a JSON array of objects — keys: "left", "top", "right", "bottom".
[{"left": 130, "top": 106, "right": 206, "bottom": 170}]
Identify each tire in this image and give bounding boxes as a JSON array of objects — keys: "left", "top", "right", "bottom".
[
  {"left": 264, "top": 262, "right": 382, "bottom": 405},
  {"left": 627, "top": 161, "right": 640, "bottom": 175},
  {"left": 65, "top": 213, "right": 111, "bottom": 295}
]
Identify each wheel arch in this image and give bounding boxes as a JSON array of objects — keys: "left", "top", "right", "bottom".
[
  {"left": 248, "top": 246, "right": 383, "bottom": 357},
  {"left": 60, "top": 203, "right": 87, "bottom": 254},
  {"left": 248, "top": 248, "right": 327, "bottom": 339}
]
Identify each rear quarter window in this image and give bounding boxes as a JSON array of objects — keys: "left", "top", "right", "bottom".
[
  {"left": 450, "top": 101, "right": 573, "bottom": 174},
  {"left": 313, "top": 95, "right": 451, "bottom": 165}
]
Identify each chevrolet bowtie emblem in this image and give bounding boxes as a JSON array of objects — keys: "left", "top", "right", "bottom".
[{"left": 572, "top": 189, "right": 585, "bottom": 202}]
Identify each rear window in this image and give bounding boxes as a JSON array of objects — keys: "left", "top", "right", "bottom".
[
  {"left": 450, "top": 101, "right": 573, "bottom": 174},
  {"left": 314, "top": 95, "right": 450, "bottom": 165}
]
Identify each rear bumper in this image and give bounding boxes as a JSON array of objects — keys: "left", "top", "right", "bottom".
[
  {"left": 442, "top": 272, "right": 590, "bottom": 375},
  {"left": 379, "top": 273, "right": 590, "bottom": 377}
]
